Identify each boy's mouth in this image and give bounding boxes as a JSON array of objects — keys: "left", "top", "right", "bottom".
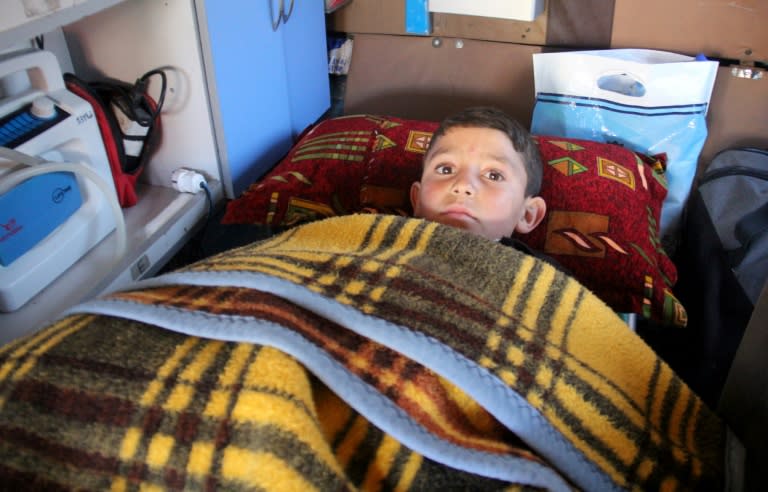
[{"left": 440, "top": 205, "right": 476, "bottom": 222}]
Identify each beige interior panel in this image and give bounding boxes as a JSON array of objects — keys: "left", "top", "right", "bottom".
[
  {"left": 430, "top": 11, "right": 548, "bottom": 45},
  {"left": 343, "top": 34, "right": 542, "bottom": 125},
  {"left": 701, "top": 67, "right": 768, "bottom": 167}
]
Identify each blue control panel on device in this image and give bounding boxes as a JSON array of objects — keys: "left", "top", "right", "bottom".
[
  {"left": 0, "top": 100, "right": 81, "bottom": 266},
  {"left": 0, "top": 101, "right": 69, "bottom": 148}
]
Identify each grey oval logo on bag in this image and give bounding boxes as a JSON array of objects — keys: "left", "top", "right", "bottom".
[{"left": 597, "top": 73, "right": 646, "bottom": 97}]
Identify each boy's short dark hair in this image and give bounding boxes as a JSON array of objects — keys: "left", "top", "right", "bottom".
[{"left": 425, "top": 106, "right": 543, "bottom": 196}]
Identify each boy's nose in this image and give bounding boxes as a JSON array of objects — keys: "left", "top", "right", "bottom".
[{"left": 452, "top": 180, "right": 474, "bottom": 196}]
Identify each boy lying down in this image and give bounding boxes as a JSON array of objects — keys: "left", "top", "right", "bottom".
[{"left": 410, "top": 106, "right": 564, "bottom": 270}]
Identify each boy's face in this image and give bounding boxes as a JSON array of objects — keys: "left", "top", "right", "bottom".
[{"left": 410, "top": 126, "right": 544, "bottom": 241}]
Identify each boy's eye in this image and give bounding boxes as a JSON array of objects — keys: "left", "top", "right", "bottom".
[
  {"left": 485, "top": 170, "right": 505, "bottom": 181},
  {"left": 435, "top": 164, "right": 454, "bottom": 175}
]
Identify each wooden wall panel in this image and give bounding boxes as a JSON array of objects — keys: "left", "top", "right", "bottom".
[
  {"left": 328, "top": 0, "right": 767, "bottom": 60},
  {"left": 611, "top": 0, "right": 767, "bottom": 61},
  {"left": 545, "top": 0, "right": 614, "bottom": 48},
  {"left": 328, "top": 0, "right": 614, "bottom": 48}
]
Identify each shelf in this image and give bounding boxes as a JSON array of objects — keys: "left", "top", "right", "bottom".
[
  {"left": 0, "top": 180, "right": 222, "bottom": 345},
  {"left": 0, "top": 0, "right": 125, "bottom": 51}
]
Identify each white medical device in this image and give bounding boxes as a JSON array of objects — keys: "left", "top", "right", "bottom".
[{"left": 0, "top": 49, "right": 119, "bottom": 312}]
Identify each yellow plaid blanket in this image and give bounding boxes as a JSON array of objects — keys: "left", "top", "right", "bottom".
[{"left": 0, "top": 214, "right": 726, "bottom": 491}]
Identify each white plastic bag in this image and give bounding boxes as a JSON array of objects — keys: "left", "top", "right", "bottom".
[{"left": 530, "top": 49, "right": 719, "bottom": 241}]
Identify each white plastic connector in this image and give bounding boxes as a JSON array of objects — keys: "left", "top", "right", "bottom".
[{"left": 171, "top": 168, "right": 206, "bottom": 193}]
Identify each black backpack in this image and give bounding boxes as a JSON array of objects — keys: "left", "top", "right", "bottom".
[{"left": 639, "top": 147, "right": 768, "bottom": 408}]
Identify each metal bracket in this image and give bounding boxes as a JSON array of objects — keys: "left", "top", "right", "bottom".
[{"left": 730, "top": 62, "right": 765, "bottom": 80}]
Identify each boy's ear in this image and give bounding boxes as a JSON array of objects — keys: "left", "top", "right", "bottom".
[
  {"left": 515, "top": 196, "right": 546, "bottom": 234},
  {"left": 410, "top": 181, "right": 422, "bottom": 213}
]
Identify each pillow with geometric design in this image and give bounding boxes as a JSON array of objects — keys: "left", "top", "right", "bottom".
[
  {"left": 515, "top": 136, "right": 686, "bottom": 327},
  {"left": 221, "top": 114, "right": 438, "bottom": 227},
  {"left": 221, "top": 114, "right": 685, "bottom": 327}
]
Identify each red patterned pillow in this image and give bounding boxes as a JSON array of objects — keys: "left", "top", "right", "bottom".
[
  {"left": 221, "top": 115, "right": 438, "bottom": 226},
  {"left": 222, "top": 115, "right": 684, "bottom": 327},
  {"left": 516, "top": 136, "right": 686, "bottom": 327}
]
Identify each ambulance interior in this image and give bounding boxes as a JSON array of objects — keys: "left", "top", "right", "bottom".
[{"left": 0, "top": 1, "right": 765, "bottom": 490}]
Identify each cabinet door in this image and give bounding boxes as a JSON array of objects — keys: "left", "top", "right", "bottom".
[
  {"left": 200, "top": 0, "right": 330, "bottom": 198},
  {"left": 282, "top": 0, "right": 332, "bottom": 139}
]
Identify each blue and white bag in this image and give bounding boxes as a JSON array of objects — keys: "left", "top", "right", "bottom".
[{"left": 530, "top": 49, "right": 719, "bottom": 243}]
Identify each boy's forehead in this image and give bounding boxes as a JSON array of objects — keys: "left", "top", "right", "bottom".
[
  {"left": 435, "top": 126, "right": 508, "bottom": 144},
  {"left": 427, "top": 127, "right": 518, "bottom": 161}
]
